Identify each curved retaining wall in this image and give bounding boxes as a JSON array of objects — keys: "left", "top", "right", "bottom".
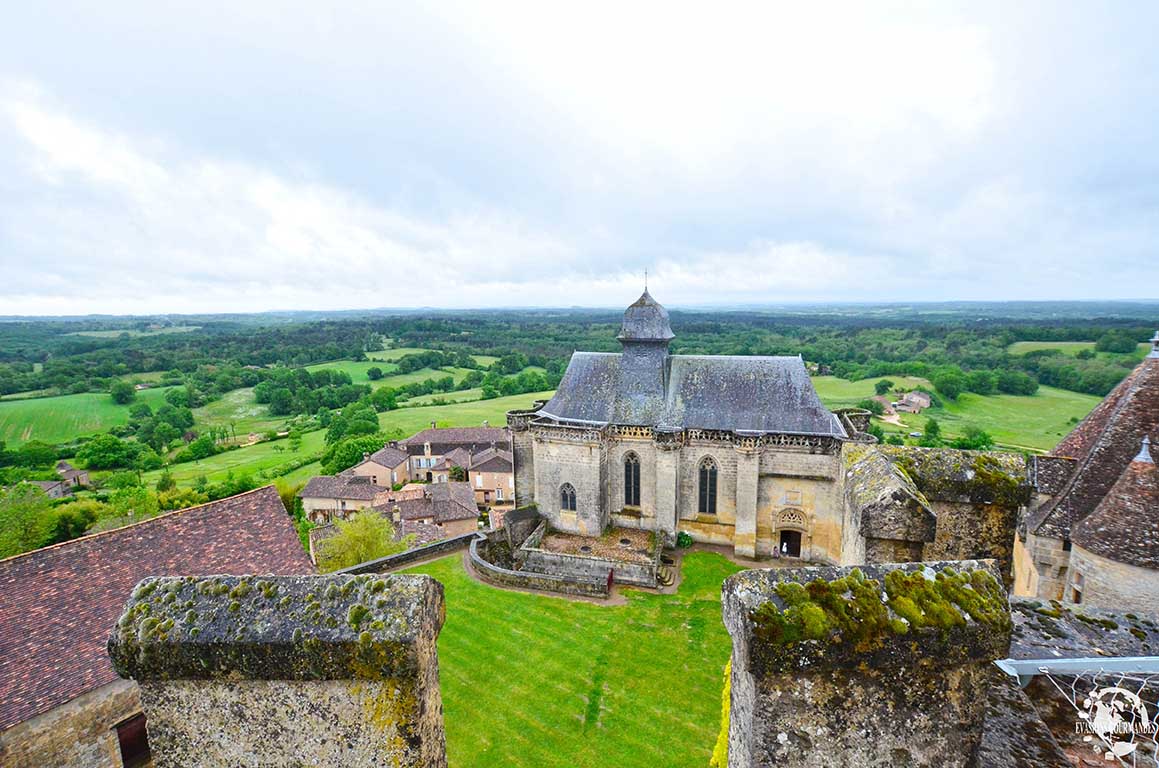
[
  {"left": 469, "top": 534, "right": 610, "bottom": 598},
  {"left": 339, "top": 532, "right": 480, "bottom": 575}
]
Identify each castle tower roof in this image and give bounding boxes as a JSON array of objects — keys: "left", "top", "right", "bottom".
[
  {"left": 617, "top": 289, "right": 675, "bottom": 343},
  {"left": 1031, "top": 332, "right": 1159, "bottom": 540},
  {"left": 1072, "top": 438, "right": 1159, "bottom": 568}
]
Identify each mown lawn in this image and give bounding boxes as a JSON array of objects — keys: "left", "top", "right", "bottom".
[
  {"left": 0, "top": 387, "right": 175, "bottom": 446},
  {"left": 402, "top": 552, "right": 741, "bottom": 768}
]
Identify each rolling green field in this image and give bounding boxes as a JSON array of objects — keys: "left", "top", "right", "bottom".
[
  {"left": 144, "top": 390, "right": 556, "bottom": 488},
  {"left": 1006, "top": 340, "right": 1150, "bottom": 357},
  {"left": 0, "top": 387, "right": 175, "bottom": 446},
  {"left": 64, "top": 326, "right": 201, "bottom": 338},
  {"left": 810, "top": 374, "right": 1099, "bottom": 452},
  {"left": 305, "top": 361, "right": 477, "bottom": 389},
  {"left": 141, "top": 428, "right": 329, "bottom": 486},
  {"left": 402, "top": 552, "right": 740, "bottom": 768},
  {"left": 811, "top": 375, "right": 930, "bottom": 409},
  {"left": 883, "top": 386, "right": 1100, "bottom": 452}
]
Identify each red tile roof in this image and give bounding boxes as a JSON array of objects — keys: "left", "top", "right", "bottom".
[
  {"left": 0, "top": 486, "right": 314, "bottom": 732},
  {"left": 1072, "top": 445, "right": 1159, "bottom": 567},
  {"left": 1032, "top": 356, "right": 1159, "bottom": 539}
]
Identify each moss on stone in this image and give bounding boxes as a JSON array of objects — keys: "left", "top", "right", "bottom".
[{"left": 750, "top": 564, "right": 1010, "bottom": 651}]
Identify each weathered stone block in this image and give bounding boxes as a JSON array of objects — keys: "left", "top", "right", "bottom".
[
  {"left": 722, "top": 560, "right": 1011, "bottom": 768},
  {"left": 108, "top": 573, "right": 446, "bottom": 768}
]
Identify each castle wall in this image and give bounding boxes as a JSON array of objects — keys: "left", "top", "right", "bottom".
[
  {"left": 1017, "top": 531, "right": 1069, "bottom": 601},
  {"left": 532, "top": 433, "right": 605, "bottom": 535},
  {"left": 1067, "top": 545, "right": 1159, "bottom": 614},
  {"left": 922, "top": 501, "right": 1019, "bottom": 587},
  {"left": 0, "top": 680, "right": 141, "bottom": 768}
]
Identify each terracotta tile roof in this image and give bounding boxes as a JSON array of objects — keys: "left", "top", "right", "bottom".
[
  {"left": 398, "top": 426, "right": 509, "bottom": 456},
  {"left": 0, "top": 486, "right": 314, "bottom": 732},
  {"left": 298, "top": 474, "right": 388, "bottom": 501},
  {"left": 375, "top": 482, "right": 478, "bottom": 523},
  {"left": 1032, "top": 356, "right": 1159, "bottom": 539},
  {"left": 431, "top": 447, "right": 472, "bottom": 472},
  {"left": 1072, "top": 441, "right": 1159, "bottom": 568}
]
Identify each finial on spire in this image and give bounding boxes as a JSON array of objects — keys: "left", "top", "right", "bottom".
[
  {"left": 644, "top": 268, "right": 648, "bottom": 291},
  {"left": 1137, "top": 435, "right": 1154, "bottom": 464},
  {"left": 1149, "top": 330, "right": 1159, "bottom": 359}
]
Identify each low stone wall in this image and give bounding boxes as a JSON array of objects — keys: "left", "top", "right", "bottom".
[
  {"left": 469, "top": 532, "right": 609, "bottom": 598},
  {"left": 521, "top": 548, "right": 657, "bottom": 587},
  {"left": 721, "top": 559, "right": 1011, "bottom": 768},
  {"left": 108, "top": 573, "right": 447, "bottom": 768},
  {"left": 339, "top": 531, "right": 480, "bottom": 575}
]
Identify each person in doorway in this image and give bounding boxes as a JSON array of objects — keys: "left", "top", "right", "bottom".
[{"left": 781, "top": 540, "right": 789, "bottom": 556}]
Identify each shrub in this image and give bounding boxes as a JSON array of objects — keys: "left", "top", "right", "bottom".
[{"left": 676, "top": 531, "right": 694, "bottom": 548}]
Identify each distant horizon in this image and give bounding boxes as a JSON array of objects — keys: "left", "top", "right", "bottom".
[{"left": 4, "top": 296, "right": 1159, "bottom": 323}]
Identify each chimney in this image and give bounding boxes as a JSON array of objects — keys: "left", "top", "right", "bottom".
[
  {"left": 362, "top": 452, "right": 370, "bottom": 461},
  {"left": 392, "top": 505, "right": 402, "bottom": 523},
  {"left": 431, "top": 421, "right": 437, "bottom": 430},
  {"left": 482, "top": 420, "right": 489, "bottom": 427},
  {"left": 721, "top": 560, "right": 1010, "bottom": 767},
  {"left": 108, "top": 574, "right": 447, "bottom": 767}
]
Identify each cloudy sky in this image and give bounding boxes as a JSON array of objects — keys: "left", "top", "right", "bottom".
[{"left": 1, "top": 2, "right": 1157, "bottom": 315}]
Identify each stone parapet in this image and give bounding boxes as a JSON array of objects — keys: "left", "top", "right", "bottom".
[
  {"left": 721, "top": 560, "right": 1011, "bottom": 767},
  {"left": 107, "top": 573, "right": 447, "bottom": 768}
]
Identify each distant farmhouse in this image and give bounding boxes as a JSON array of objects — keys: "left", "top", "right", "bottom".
[{"left": 0, "top": 487, "right": 312, "bottom": 768}]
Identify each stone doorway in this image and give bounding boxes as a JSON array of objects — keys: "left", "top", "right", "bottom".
[{"left": 778, "top": 530, "right": 802, "bottom": 558}]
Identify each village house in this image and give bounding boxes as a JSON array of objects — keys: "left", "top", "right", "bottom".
[
  {"left": 347, "top": 443, "right": 410, "bottom": 487},
  {"left": 1014, "top": 331, "right": 1159, "bottom": 612},
  {"left": 399, "top": 424, "right": 509, "bottom": 482},
  {"left": 298, "top": 474, "right": 393, "bottom": 523},
  {"left": 0, "top": 486, "right": 313, "bottom": 768},
  {"left": 429, "top": 445, "right": 514, "bottom": 507},
  {"left": 309, "top": 481, "right": 480, "bottom": 563}
]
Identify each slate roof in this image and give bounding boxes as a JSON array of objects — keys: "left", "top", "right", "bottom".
[
  {"left": 398, "top": 426, "right": 509, "bottom": 456},
  {"left": 0, "top": 486, "right": 313, "bottom": 733},
  {"left": 538, "top": 352, "right": 846, "bottom": 436},
  {"left": 366, "top": 444, "right": 408, "bottom": 468},
  {"left": 618, "top": 289, "right": 675, "bottom": 341},
  {"left": 431, "top": 447, "right": 473, "bottom": 472},
  {"left": 1071, "top": 440, "right": 1159, "bottom": 567},
  {"left": 299, "top": 474, "right": 388, "bottom": 501},
  {"left": 1031, "top": 352, "right": 1159, "bottom": 539},
  {"left": 470, "top": 447, "right": 513, "bottom": 473}
]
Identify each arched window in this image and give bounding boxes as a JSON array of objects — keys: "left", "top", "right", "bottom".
[
  {"left": 624, "top": 452, "right": 641, "bottom": 507},
  {"left": 560, "top": 483, "right": 577, "bottom": 512},
  {"left": 698, "top": 457, "right": 718, "bottom": 515}
]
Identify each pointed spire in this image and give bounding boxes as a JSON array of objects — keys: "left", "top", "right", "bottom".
[
  {"left": 1136, "top": 436, "right": 1154, "bottom": 464},
  {"left": 1149, "top": 330, "right": 1159, "bottom": 359}
]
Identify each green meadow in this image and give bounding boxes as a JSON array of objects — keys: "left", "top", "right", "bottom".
[
  {"left": 809, "top": 375, "right": 1099, "bottom": 452},
  {"left": 402, "top": 552, "right": 740, "bottom": 768},
  {"left": 0, "top": 387, "right": 175, "bottom": 446},
  {"left": 1006, "top": 340, "right": 1150, "bottom": 358}
]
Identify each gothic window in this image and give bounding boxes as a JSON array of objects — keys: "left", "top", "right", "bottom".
[
  {"left": 624, "top": 452, "right": 641, "bottom": 507},
  {"left": 560, "top": 483, "right": 577, "bottom": 512},
  {"left": 698, "top": 457, "right": 718, "bottom": 515}
]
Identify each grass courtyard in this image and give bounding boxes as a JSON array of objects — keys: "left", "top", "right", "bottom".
[{"left": 402, "top": 552, "right": 741, "bottom": 768}]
